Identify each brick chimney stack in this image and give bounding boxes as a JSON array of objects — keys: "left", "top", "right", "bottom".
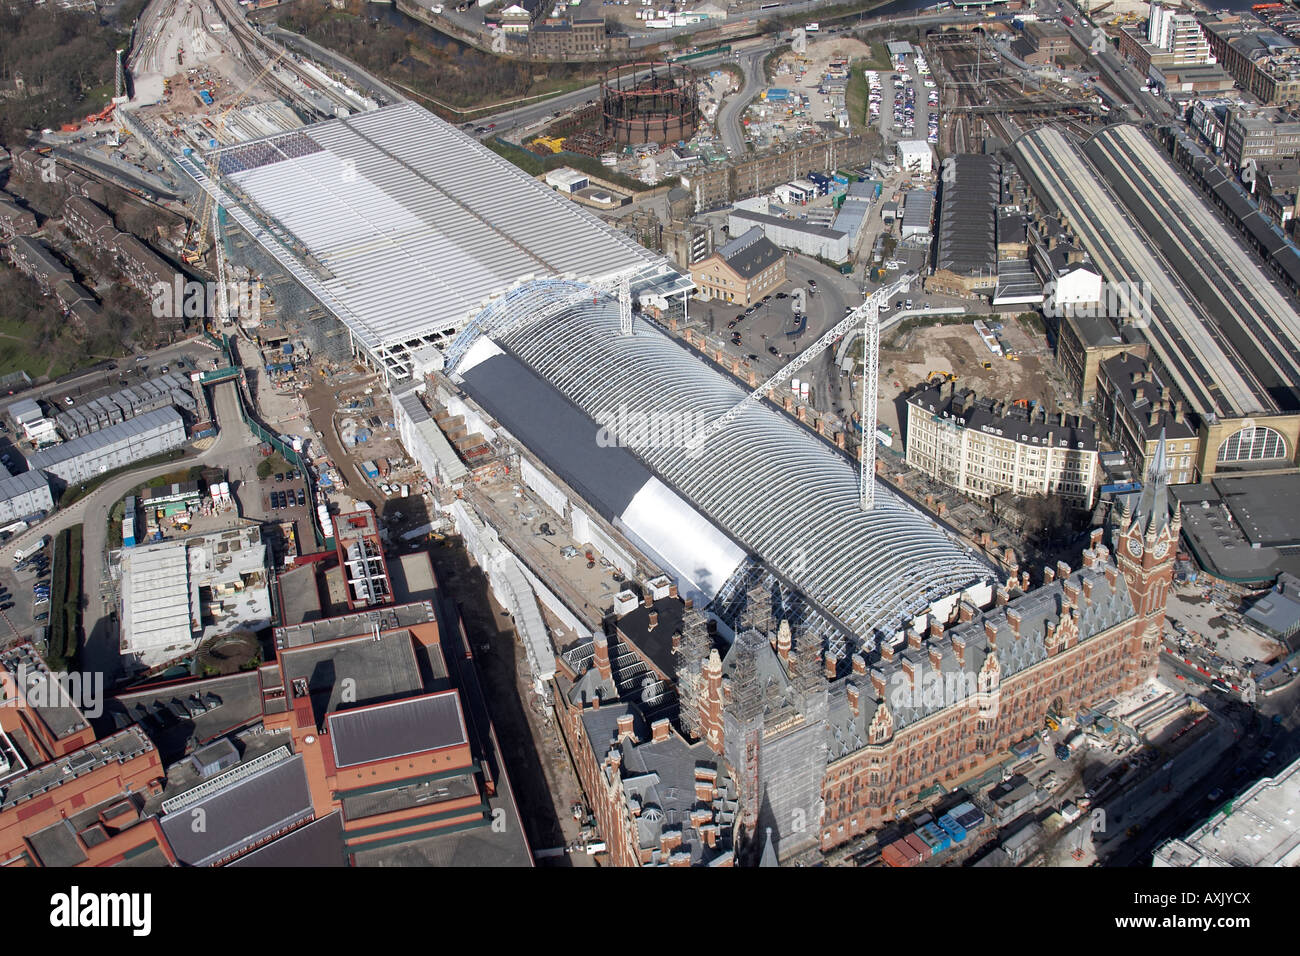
[
  {"left": 642, "top": 591, "right": 653, "bottom": 609},
  {"left": 984, "top": 619, "right": 998, "bottom": 650},
  {"left": 952, "top": 634, "right": 966, "bottom": 667},
  {"left": 1043, "top": 565, "right": 1056, "bottom": 585},
  {"left": 869, "top": 669, "right": 886, "bottom": 698},
  {"left": 929, "top": 619, "right": 944, "bottom": 639},
  {"left": 594, "top": 634, "right": 612, "bottom": 681},
  {"left": 1056, "top": 560, "right": 1071, "bottom": 581},
  {"left": 880, "top": 641, "right": 896, "bottom": 662},
  {"left": 824, "top": 651, "right": 838, "bottom": 680},
  {"left": 777, "top": 626, "right": 792, "bottom": 666},
  {"left": 959, "top": 601, "right": 976, "bottom": 623},
  {"left": 616, "top": 714, "right": 636, "bottom": 741},
  {"left": 847, "top": 682, "right": 861, "bottom": 716},
  {"left": 852, "top": 653, "right": 867, "bottom": 676},
  {"left": 907, "top": 629, "right": 923, "bottom": 650},
  {"left": 1006, "top": 608, "right": 1021, "bottom": 642},
  {"left": 669, "top": 583, "right": 679, "bottom": 600},
  {"left": 651, "top": 719, "right": 671, "bottom": 743},
  {"left": 1081, "top": 576, "right": 1093, "bottom": 604},
  {"left": 648, "top": 610, "right": 659, "bottom": 631}
]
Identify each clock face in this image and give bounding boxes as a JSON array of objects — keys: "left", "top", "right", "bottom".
[
  {"left": 1127, "top": 536, "right": 1143, "bottom": 559},
  {"left": 1153, "top": 538, "right": 1169, "bottom": 559}
]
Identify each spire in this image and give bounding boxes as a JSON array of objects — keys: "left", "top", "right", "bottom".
[{"left": 1137, "top": 429, "right": 1171, "bottom": 536}]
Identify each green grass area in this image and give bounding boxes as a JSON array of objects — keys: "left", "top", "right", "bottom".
[
  {"left": 846, "top": 61, "right": 869, "bottom": 136},
  {"left": 845, "top": 47, "right": 890, "bottom": 141},
  {"left": 47, "top": 524, "right": 82, "bottom": 672},
  {"left": 58, "top": 449, "right": 190, "bottom": 509},
  {"left": 485, "top": 138, "right": 655, "bottom": 192},
  {"left": 256, "top": 451, "right": 291, "bottom": 481},
  {"left": 1017, "top": 311, "right": 1046, "bottom": 334},
  {"left": 0, "top": 318, "right": 74, "bottom": 381},
  {"left": 860, "top": 41, "right": 892, "bottom": 72}
]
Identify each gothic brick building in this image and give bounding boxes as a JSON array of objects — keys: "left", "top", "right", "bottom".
[{"left": 675, "top": 442, "right": 1180, "bottom": 863}]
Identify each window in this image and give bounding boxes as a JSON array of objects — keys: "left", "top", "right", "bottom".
[{"left": 1217, "top": 425, "right": 1287, "bottom": 463}]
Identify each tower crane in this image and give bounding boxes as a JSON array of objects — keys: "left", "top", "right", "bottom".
[{"left": 181, "top": 48, "right": 287, "bottom": 265}]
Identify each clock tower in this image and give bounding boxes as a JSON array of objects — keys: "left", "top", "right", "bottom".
[{"left": 1111, "top": 434, "right": 1180, "bottom": 686}]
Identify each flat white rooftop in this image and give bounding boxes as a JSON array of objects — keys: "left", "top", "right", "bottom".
[
  {"left": 213, "top": 102, "right": 684, "bottom": 371},
  {"left": 1154, "top": 754, "right": 1300, "bottom": 867}
]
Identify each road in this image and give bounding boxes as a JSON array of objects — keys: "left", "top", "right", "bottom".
[
  {"left": 3, "top": 380, "right": 257, "bottom": 686},
  {"left": 0, "top": 339, "right": 213, "bottom": 412},
  {"left": 718, "top": 47, "right": 768, "bottom": 157},
  {"left": 1058, "top": 0, "right": 1175, "bottom": 125}
]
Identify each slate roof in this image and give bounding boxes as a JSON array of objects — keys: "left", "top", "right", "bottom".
[
  {"left": 158, "top": 754, "right": 315, "bottom": 866},
  {"left": 715, "top": 226, "right": 783, "bottom": 279},
  {"left": 822, "top": 562, "right": 1137, "bottom": 746},
  {"left": 936, "top": 155, "right": 1000, "bottom": 275},
  {"left": 908, "top": 383, "right": 1098, "bottom": 450},
  {"left": 327, "top": 691, "right": 468, "bottom": 768}
]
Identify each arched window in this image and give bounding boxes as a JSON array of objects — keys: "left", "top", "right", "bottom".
[{"left": 1217, "top": 426, "right": 1288, "bottom": 463}]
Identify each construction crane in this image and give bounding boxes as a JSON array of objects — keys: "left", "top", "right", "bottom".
[
  {"left": 684, "top": 274, "right": 914, "bottom": 511},
  {"left": 182, "top": 48, "right": 287, "bottom": 265}
]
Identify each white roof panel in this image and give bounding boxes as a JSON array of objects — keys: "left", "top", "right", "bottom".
[{"left": 219, "top": 102, "right": 681, "bottom": 354}]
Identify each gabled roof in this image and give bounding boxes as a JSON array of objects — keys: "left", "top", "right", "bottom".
[{"left": 715, "top": 226, "right": 783, "bottom": 279}]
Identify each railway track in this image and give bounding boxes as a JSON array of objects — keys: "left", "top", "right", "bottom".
[{"left": 210, "top": 0, "right": 357, "bottom": 117}]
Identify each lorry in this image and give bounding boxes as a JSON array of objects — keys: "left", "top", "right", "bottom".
[{"left": 14, "top": 536, "right": 50, "bottom": 563}]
